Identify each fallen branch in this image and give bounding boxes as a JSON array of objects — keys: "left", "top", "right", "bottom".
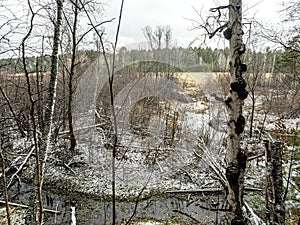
[
  {"left": 166, "top": 188, "right": 223, "bottom": 194},
  {"left": 173, "top": 209, "right": 200, "bottom": 223},
  {"left": 193, "top": 142, "right": 227, "bottom": 187},
  {"left": 166, "top": 187, "right": 262, "bottom": 194},
  {"left": 0, "top": 200, "right": 59, "bottom": 214},
  {"left": 248, "top": 153, "right": 264, "bottom": 161},
  {"left": 197, "top": 204, "right": 229, "bottom": 212},
  {"left": 244, "top": 201, "right": 266, "bottom": 225},
  {"left": 7, "top": 147, "right": 34, "bottom": 188}
]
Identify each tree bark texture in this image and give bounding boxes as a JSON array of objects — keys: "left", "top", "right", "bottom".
[
  {"left": 0, "top": 151, "right": 11, "bottom": 225},
  {"left": 41, "top": 0, "right": 63, "bottom": 180},
  {"left": 225, "top": 0, "right": 248, "bottom": 224},
  {"left": 25, "top": 1, "right": 63, "bottom": 224},
  {"left": 265, "top": 140, "right": 285, "bottom": 225}
]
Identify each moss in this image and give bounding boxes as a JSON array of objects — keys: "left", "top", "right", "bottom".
[{"left": 250, "top": 197, "right": 265, "bottom": 209}]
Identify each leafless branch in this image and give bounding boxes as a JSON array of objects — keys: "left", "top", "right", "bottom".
[{"left": 7, "top": 147, "right": 35, "bottom": 188}]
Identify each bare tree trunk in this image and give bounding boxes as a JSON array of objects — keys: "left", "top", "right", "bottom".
[
  {"left": 37, "top": 36, "right": 45, "bottom": 133},
  {"left": 249, "top": 96, "right": 255, "bottom": 138},
  {"left": 265, "top": 140, "right": 285, "bottom": 225},
  {"left": 224, "top": 0, "right": 248, "bottom": 224},
  {"left": 0, "top": 150, "right": 11, "bottom": 225},
  {"left": 68, "top": 0, "right": 78, "bottom": 153},
  {"left": 21, "top": 2, "right": 44, "bottom": 224},
  {"left": 40, "top": 0, "right": 63, "bottom": 179},
  {"left": 25, "top": 1, "right": 63, "bottom": 224}
]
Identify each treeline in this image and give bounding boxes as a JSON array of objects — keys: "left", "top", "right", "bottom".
[
  {"left": 0, "top": 47, "right": 285, "bottom": 75},
  {"left": 0, "top": 50, "right": 99, "bottom": 76}
]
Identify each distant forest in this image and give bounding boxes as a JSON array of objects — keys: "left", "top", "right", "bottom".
[{"left": 0, "top": 46, "right": 282, "bottom": 75}]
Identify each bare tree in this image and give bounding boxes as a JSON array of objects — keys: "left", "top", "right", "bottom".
[
  {"left": 164, "top": 25, "right": 172, "bottom": 49},
  {"left": 224, "top": 2, "right": 248, "bottom": 224},
  {"left": 197, "top": 0, "right": 249, "bottom": 223},
  {"left": 80, "top": 0, "right": 124, "bottom": 223},
  {"left": 143, "top": 25, "right": 172, "bottom": 50},
  {"left": 59, "top": 0, "right": 109, "bottom": 153},
  {"left": 20, "top": 1, "right": 43, "bottom": 224},
  {"left": 22, "top": 0, "right": 63, "bottom": 224}
]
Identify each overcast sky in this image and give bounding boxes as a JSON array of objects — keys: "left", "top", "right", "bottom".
[{"left": 103, "top": 0, "right": 286, "bottom": 49}]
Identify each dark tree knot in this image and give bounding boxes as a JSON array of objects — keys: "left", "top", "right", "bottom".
[
  {"left": 240, "top": 63, "right": 247, "bottom": 73},
  {"left": 230, "top": 77, "right": 246, "bottom": 92},
  {"left": 237, "top": 149, "right": 247, "bottom": 169},
  {"left": 235, "top": 115, "right": 245, "bottom": 134},
  {"left": 230, "top": 77, "right": 248, "bottom": 100},
  {"left": 225, "top": 96, "right": 233, "bottom": 108},
  {"left": 223, "top": 27, "right": 232, "bottom": 40},
  {"left": 226, "top": 162, "right": 240, "bottom": 185}
]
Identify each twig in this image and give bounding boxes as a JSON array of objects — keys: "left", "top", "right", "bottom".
[{"left": 63, "top": 162, "right": 76, "bottom": 175}]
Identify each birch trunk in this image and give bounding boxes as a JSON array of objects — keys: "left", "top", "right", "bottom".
[
  {"left": 225, "top": 0, "right": 248, "bottom": 224},
  {"left": 25, "top": 1, "right": 63, "bottom": 224},
  {"left": 40, "top": 0, "right": 63, "bottom": 179}
]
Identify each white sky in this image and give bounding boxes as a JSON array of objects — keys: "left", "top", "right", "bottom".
[
  {"left": 0, "top": 0, "right": 289, "bottom": 58},
  {"left": 103, "top": 0, "right": 286, "bottom": 48}
]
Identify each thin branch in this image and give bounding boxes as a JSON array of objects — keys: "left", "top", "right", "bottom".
[
  {"left": 210, "top": 5, "right": 231, "bottom": 20},
  {"left": 0, "top": 86, "right": 26, "bottom": 137},
  {"left": 76, "top": 19, "right": 114, "bottom": 45},
  {"left": 125, "top": 171, "right": 153, "bottom": 225},
  {"left": 173, "top": 209, "right": 201, "bottom": 223},
  {"left": 79, "top": 0, "right": 124, "bottom": 224},
  {"left": 208, "top": 22, "right": 228, "bottom": 39}
]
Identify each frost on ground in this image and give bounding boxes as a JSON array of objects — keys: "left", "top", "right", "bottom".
[
  {"left": 41, "top": 97, "right": 227, "bottom": 199},
  {"left": 4, "top": 74, "right": 300, "bottom": 224}
]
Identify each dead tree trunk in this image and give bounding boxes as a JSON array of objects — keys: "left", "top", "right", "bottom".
[
  {"left": 224, "top": 0, "right": 248, "bottom": 224},
  {"left": 68, "top": 0, "right": 79, "bottom": 153},
  {"left": 265, "top": 140, "right": 285, "bottom": 225}
]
